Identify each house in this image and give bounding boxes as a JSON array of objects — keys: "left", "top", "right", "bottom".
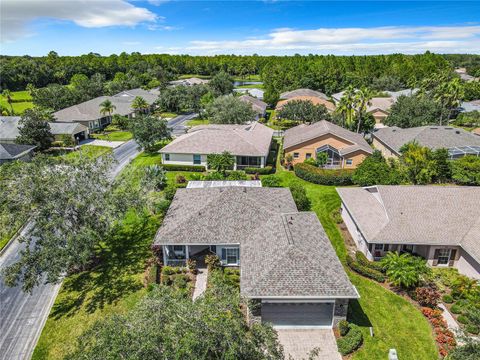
[
  {"left": 0, "top": 116, "right": 89, "bottom": 144},
  {"left": 283, "top": 120, "right": 373, "bottom": 168},
  {"left": 159, "top": 123, "right": 273, "bottom": 169},
  {"left": 280, "top": 88, "right": 329, "bottom": 101},
  {"left": 53, "top": 88, "right": 158, "bottom": 131},
  {"left": 153, "top": 186, "right": 359, "bottom": 328},
  {"left": 238, "top": 95, "right": 267, "bottom": 119},
  {"left": 169, "top": 77, "right": 210, "bottom": 86},
  {"left": 233, "top": 88, "right": 264, "bottom": 100},
  {"left": 337, "top": 186, "right": 480, "bottom": 279},
  {"left": 0, "top": 143, "right": 36, "bottom": 164},
  {"left": 372, "top": 126, "right": 480, "bottom": 159},
  {"left": 276, "top": 96, "right": 336, "bottom": 114}
]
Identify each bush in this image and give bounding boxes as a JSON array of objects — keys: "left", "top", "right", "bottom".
[
  {"left": 352, "top": 150, "right": 402, "bottom": 186},
  {"left": 164, "top": 186, "right": 177, "bottom": 201},
  {"left": 355, "top": 251, "right": 385, "bottom": 273},
  {"left": 457, "top": 315, "right": 469, "bottom": 324},
  {"left": 452, "top": 155, "right": 480, "bottom": 186},
  {"left": 244, "top": 166, "right": 273, "bottom": 175},
  {"left": 175, "top": 174, "right": 187, "bottom": 184},
  {"left": 205, "top": 254, "right": 221, "bottom": 270},
  {"left": 442, "top": 294, "right": 453, "bottom": 304},
  {"left": 204, "top": 171, "right": 225, "bottom": 180},
  {"left": 161, "top": 266, "right": 179, "bottom": 276},
  {"left": 338, "top": 320, "right": 349, "bottom": 336},
  {"left": 161, "top": 164, "right": 206, "bottom": 172},
  {"left": 173, "top": 275, "right": 188, "bottom": 289},
  {"left": 347, "top": 255, "right": 386, "bottom": 282},
  {"left": 303, "top": 158, "right": 317, "bottom": 166},
  {"left": 450, "top": 304, "right": 463, "bottom": 314},
  {"left": 337, "top": 324, "right": 363, "bottom": 355},
  {"left": 156, "top": 199, "right": 171, "bottom": 215},
  {"left": 331, "top": 209, "right": 343, "bottom": 224},
  {"left": 226, "top": 171, "right": 247, "bottom": 180},
  {"left": 294, "top": 163, "right": 354, "bottom": 186},
  {"left": 289, "top": 182, "right": 311, "bottom": 211},
  {"left": 466, "top": 324, "right": 480, "bottom": 335},
  {"left": 261, "top": 175, "right": 281, "bottom": 187},
  {"left": 186, "top": 259, "right": 197, "bottom": 272},
  {"left": 416, "top": 287, "right": 441, "bottom": 308}
]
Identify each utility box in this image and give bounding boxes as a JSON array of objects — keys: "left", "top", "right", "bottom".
[{"left": 388, "top": 349, "right": 398, "bottom": 360}]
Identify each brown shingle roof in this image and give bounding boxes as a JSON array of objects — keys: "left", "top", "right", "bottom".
[
  {"left": 238, "top": 95, "right": 267, "bottom": 115},
  {"left": 276, "top": 96, "right": 336, "bottom": 113}
]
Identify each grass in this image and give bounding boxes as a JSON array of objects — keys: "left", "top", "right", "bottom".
[
  {"left": 60, "top": 146, "right": 112, "bottom": 161},
  {"left": 178, "top": 74, "right": 211, "bottom": 80},
  {"left": 0, "top": 90, "right": 34, "bottom": 114},
  {"left": 232, "top": 74, "right": 261, "bottom": 81},
  {"left": 186, "top": 119, "right": 210, "bottom": 127},
  {"left": 131, "top": 151, "right": 163, "bottom": 167},
  {"left": 159, "top": 112, "right": 178, "bottom": 118},
  {"left": 91, "top": 131, "right": 133, "bottom": 141}
]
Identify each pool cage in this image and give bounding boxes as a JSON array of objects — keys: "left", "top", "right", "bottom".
[{"left": 447, "top": 146, "right": 480, "bottom": 159}]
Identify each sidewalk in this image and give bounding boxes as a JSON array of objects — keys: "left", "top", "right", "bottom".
[{"left": 192, "top": 267, "right": 208, "bottom": 300}]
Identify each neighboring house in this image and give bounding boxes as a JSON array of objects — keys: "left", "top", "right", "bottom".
[
  {"left": 283, "top": 120, "right": 373, "bottom": 168},
  {"left": 276, "top": 96, "right": 336, "bottom": 113},
  {"left": 159, "top": 123, "right": 273, "bottom": 169},
  {"left": 153, "top": 186, "right": 359, "bottom": 328},
  {"left": 372, "top": 126, "right": 480, "bottom": 159},
  {"left": 238, "top": 95, "right": 267, "bottom": 119},
  {"left": 280, "top": 88, "right": 329, "bottom": 100},
  {"left": 337, "top": 186, "right": 480, "bottom": 279},
  {"left": 53, "top": 88, "right": 158, "bottom": 131},
  {"left": 0, "top": 116, "right": 89, "bottom": 144},
  {"left": 169, "top": 77, "right": 210, "bottom": 86},
  {"left": 384, "top": 88, "right": 419, "bottom": 100},
  {"left": 233, "top": 88, "right": 264, "bottom": 99},
  {"left": 459, "top": 100, "right": 480, "bottom": 113},
  {"left": 0, "top": 143, "right": 36, "bottom": 164}
]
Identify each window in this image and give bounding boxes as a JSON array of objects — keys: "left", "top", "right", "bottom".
[
  {"left": 306, "top": 153, "right": 312, "bottom": 159},
  {"left": 221, "top": 247, "right": 239, "bottom": 265},
  {"left": 403, "top": 245, "right": 413, "bottom": 253},
  {"left": 316, "top": 144, "right": 342, "bottom": 167},
  {"left": 346, "top": 159, "right": 353, "bottom": 165},
  {"left": 173, "top": 245, "right": 184, "bottom": 253},
  {"left": 437, "top": 249, "right": 451, "bottom": 265},
  {"left": 293, "top": 152, "right": 299, "bottom": 159},
  {"left": 375, "top": 244, "right": 384, "bottom": 250},
  {"left": 165, "top": 153, "right": 170, "bottom": 161},
  {"left": 193, "top": 154, "right": 201, "bottom": 165}
]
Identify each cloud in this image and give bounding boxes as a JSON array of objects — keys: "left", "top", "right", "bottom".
[
  {"left": 1, "top": 0, "right": 158, "bottom": 42},
  {"left": 186, "top": 25, "right": 480, "bottom": 55}
]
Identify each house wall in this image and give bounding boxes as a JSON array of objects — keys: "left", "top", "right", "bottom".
[
  {"left": 343, "top": 150, "right": 370, "bottom": 169},
  {"left": 162, "top": 153, "right": 208, "bottom": 167},
  {"left": 340, "top": 203, "right": 373, "bottom": 260},
  {"left": 333, "top": 299, "right": 349, "bottom": 326},
  {"left": 456, "top": 249, "right": 480, "bottom": 279},
  {"left": 372, "top": 137, "right": 399, "bottom": 159},
  {"left": 369, "top": 110, "right": 388, "bottom": 124},
  {"left": 214, "top": 245, "right": 240, "bottom": 266}
]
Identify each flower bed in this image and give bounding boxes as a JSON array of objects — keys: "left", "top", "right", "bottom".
[{"left": 422, "top": 307, "right": 456, "bottom": 357}]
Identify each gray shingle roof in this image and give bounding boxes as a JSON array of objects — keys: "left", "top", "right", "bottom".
[
  {"left": 238, "top": 95, "right": 267, "bottom": 115},
  {"left": 337, "top": 186, "right": 480, "bottom": 264},
  {"left": 373, "top": 126, "right": 480, "bottom": 154},
  {"left": 280, "top": 89, "right": 329, "bottom": 101},
  {"left": 170, "top": 78, "right": 209, "bottom": 86},
  {"left": 154, "top": 187, "right": 357, "bottom": 299},
  {"left": 283, "top": 120, "right": 373, "bottom": 155},
  {"left": 159, "top": 122, "right": 273, "bottom": 157},
  {"left": 0, "top": 143, "right": 36, "bottom": 160}
]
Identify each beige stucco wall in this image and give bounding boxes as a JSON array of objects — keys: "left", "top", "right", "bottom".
[
  {"left": 372, "top": 137, "right": 399, "bottom": 159},
  {"left": 369, "top": 110, "right": 388, "bottom": 124},
  {"left": 456, "top": 249, "right": 480, "bottom": 279},
  {"left": 162, "top": 153, "right": 208, "bottom": 166}
]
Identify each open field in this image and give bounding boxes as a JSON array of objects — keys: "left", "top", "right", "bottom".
[{"left": 0, "top": 90, "right": 34, "bottom": 114}]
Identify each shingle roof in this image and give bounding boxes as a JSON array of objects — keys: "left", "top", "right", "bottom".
[
  {"left": 280, "top": 89, "right": 329, "bottom": 101},
  {"left": 283, "top": 120, "right": 373, "bottom": 155},
  {"left": 159, "top": 122, "right": 273, "bottom": 157},
  {"left": 154, "top": 187, "right": 358, "bottom": 298},
  {"left": 170, "top": 77, "right": 209, "bottom": 86},
  {"left": 0, "top": 143, "right": 36, "bottom": 160},
  {"left": 238, "top": 95, "right": 267, "bottom": 115},
  {"left": 46, "top": 122, "right": 88, "bottom": 135},
  {"left": 367, "top": 97, "right": 394, "bottom": 113},
  {"left": 276, "top": 96, "right": 336, "bottom": 113},
  {"left": 373, "top": 126, "right": 480, "bottom": 154},
  {"left": 337, "top": 186, "right": 480, "bottom": 264}
]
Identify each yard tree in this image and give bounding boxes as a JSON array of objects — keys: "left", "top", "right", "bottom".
[
  {"left": 15, "top": 108, "right": 54, "bottom": 150},
  {"left": 354, "top": 87, "right": 374, "bottom": 133},
  {"left": 207, "top": 151, "right": 235, "bottom": 175},
  {"left": 208, "top": 70, "right": 233, "bottom": 96},
  {"left": 451, "top": 155, "right": 480, "bottom": 186},
  {"left": 31, "top": 84, "right": 78, "bottom": 111},
  {"left": 129, "top": 115, "right": 171, "bottom": 151},
  {"left": 352, "top": 150, "right": 402, "bottom": 186},
  {"left": 384, "top": 95, "right": 446, "bottom": 128},
  {"left": 277, "top": 100, "right": 331, "bottom": 124},
  {"left": 99, "top": 99, "right": 116, "bottom": 118},
  {"left": 431, "top": 148, "right": 452, "bottom": 183},
  {"left": 131, "top": 96, "right": 149, "bottom": 113},
  {"left": 371, "top": 75, "right": 404, "bottom": 91},
  {"left": 207, "top": 95, "right": 256, "bottom": 124},
  {"left": 336, "top": 86, "right": 357, "bottom": 128},
  {"left": 400, "top": 142, "right": 437, "bottom": 185}
]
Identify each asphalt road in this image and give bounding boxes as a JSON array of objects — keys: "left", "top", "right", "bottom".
[
  {"left": 0, "top": 140, "right": 141, "bottom": 360},
  {"left": 167, "top": 113, "right": 198, "bottom": 136}
]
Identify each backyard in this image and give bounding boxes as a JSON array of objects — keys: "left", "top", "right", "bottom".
[{"left": 1, "top": 90, "right": 34, "bottom": 114}]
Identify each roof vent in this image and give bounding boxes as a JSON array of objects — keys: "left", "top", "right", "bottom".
[
  {"left": 430, "top": 127, "right": 438, "bottom": 130},
  {"left": 456, "top": 130, "right": 461, "bottom": 134}
]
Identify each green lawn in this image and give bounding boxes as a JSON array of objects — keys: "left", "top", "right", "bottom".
[
  {"left": 186, "top": 119, "right": 210, "bottom": 127},
  {"left": 91, "top": 131, "right": 133, "bottom": 141},
  {"left": 0, "top": 90, "right": 34, "bottom": 114},
  {"left": 159, "top": 112, "right": 178, "bottom": 118},
  {"left": 131, "top": 151, "right": 163, "bottom": 167},
  {"left": 232, "top": 74, "right": 261, "bottom": 81},
  {"left": 178, "top": 74, "right": 211, "bottom": 80},
  {"left": 60, "top": 145, "right": 112, "bottom": 161}
]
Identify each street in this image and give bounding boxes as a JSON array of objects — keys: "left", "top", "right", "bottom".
[
  {"left": 0, "top": 140, "right": 141, "bottom": 360},
  {"left": 167, "top": 113, "right": 198, "bottom": 136}
]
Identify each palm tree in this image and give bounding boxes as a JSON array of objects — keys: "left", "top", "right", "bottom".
[
  {"left": 2, "top": 89, "right": 14, "bottom": 115},
  {"left": 99, "top": 99, "right": 116, "bottom": 118},
  {"left": 131, "top": 96, "right": 149, "bottom": 113},
  {"left": 354, "top": 87, "right": 373, "bottom": 133},
  {"left": 434, "top": 78, "right": 464, "bottom": 125},
  {"left": 335, "top": 86, "right": 356, "bottom": 128}
]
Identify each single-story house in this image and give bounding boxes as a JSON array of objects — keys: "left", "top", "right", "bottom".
[
  {"left": 283, "top": 120, "right": 373, "bottom": 168},
  {"left": 53, "top": 88, "right": 158, "bottom": 131},
  {"left": 372, "top": 126, "right": 480, "bottom": 159},
  {"left": 153, "top": 186, "right": 359, "bottom": 328},
  {"left": 276, "top": 96, "right": 336, "bottom": 113},
  {"left": 238, "top": 95, "right": 267, "bottom": 119},
  {"left": 233, "top": 88, "right": 264, "bottom": 100},
  {"left": 0, "top": 116, "right": 89, "bottom": 144},
  {"left": 0, "top": 143, "right": 36, "bottom": 164},
  {"left": 337, "top": 186, "right": 480, "bottom": 279},
  {"left": 169, "top": 77, "right": 210, "bottom": 86},
  {"left": 159, "top": 123, "right": 273, "bottom": 169},
  {"left": 280, "top": 89, "right": 329, "bottom": 101}
]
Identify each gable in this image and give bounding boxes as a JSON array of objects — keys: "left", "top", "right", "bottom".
[{"left": 284, "top": 133, "right": 354, "bottom": 153}]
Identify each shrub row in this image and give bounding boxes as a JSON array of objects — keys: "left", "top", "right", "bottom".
[
  {"left": 347, "top": 255, "right": 386, "bottom": 282},
  {"left": 355, "top": 251, "right": 385, "bottom": 273},
  {"left": 337, "top": 324, "right": 363, "bottom": 355},
  {"left": 161, "top": 164, "right": 206, "bottom": 172},
  {"left": 244, "top": 166, "right": 274, "bottom": 175},
  {"left": 294, "top": 163, "right": 354, "bottom": 185}
]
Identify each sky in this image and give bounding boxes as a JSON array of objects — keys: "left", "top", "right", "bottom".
[{"left": 1, "top": 0, "right": 480, "bottom": 56}]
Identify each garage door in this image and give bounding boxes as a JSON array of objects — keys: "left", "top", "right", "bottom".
[{"left": 262, "top": 302, "right": 334, "bottom": 328}]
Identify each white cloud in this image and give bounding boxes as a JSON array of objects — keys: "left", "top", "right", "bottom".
[
  {"left": 1, "top": 0, "right": 158, "bottom": 42},
  {"left": 186, "top": 25, "right": 480, "bottom": 55}
]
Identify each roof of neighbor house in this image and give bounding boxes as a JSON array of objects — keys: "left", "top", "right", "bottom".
[
  {"left": 53, "top": 88, "right": 158, "bottom": 123},
  {"left": 280, "top": 89, "right": 329, "bottom": 101},
  {"left": 337, "top": 186, "right": 480, "bottom": 264},
  {"left": 283, "top": 120, "right": 373, "bottom": 156},
  {"left": 367, "top": 97, "right": 395, "bottom": 114},
  {"left": 238, "top": 95, "right": 267, "bottom": 115},
  {"left": 459, "top": 100, "right": 480, "bottom": 113},
  {"left": 159, "top": 122, "right": 273, "bottom": 157},
  {"left": 0, "top": 143, "right": 36, "bottom": 160},
  {"left": 373, "top": 126, "right": 480, "bottom": 155},
  {"left": 233, "top": 88, "right": 264, "bottom": 99},
  {"left": 170, "top": 77, "right": 210, "bottom": 86},
  {"left": 384, "top": 88, "right": 419, "bottom": 100},
  {"left": 276, "top": 96, "right": 336, "bottom": 113},
  {"left": 187, "top": 180, "right": 262, "bottom": 188},
  {"left": 48, "top": 122, "right": 88, "bottom": 135},
  {"left": 154, "top": 186, "right": 358, "bottom": 299}
]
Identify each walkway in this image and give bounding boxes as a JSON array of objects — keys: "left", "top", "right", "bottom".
[
  {"left": 276, "top": 329, "right": 342, "bottom": 360},
  {"left": 192, "top": 267, "right": 208, "bottom": 300}
]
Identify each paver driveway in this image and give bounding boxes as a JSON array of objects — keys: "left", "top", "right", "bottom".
[{"left": 276, "top": 329, "right": 342, "bottom": 360}]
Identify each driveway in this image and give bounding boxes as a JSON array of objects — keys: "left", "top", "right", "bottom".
[{"left": 276, "top": 329, "right": 341, "bottom": 360}]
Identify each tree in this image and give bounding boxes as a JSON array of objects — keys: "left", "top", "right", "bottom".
[
  {"left": 381, "top": 252, "right": 430, "bottom": 288},
  {"left": 15, "top": 108, "right": 54, "bottom": 150},
  {"left": 451, "top": 155, "right": 480, "bottom": 185},
  {"left": 352, "top": 150, "right": 402, "bottom": 186},
  {"left": 289, "top": 182, "right": 311, "bottom": 211},
  {"left": 31, "top": 84, "right": 78, "bottom": 111},
  {"left": 336, "top": 86, "right": 356, "bottom": 128},
  {"left": 99, "top": 99, "right": 116, "bottom": 118},
  {"left": 208, "top": 71, "right": 233, "bottom": 96},
  {"left": 431, "top": 148, "right": 452, "bottom": 183},
  {"left": 129, "top": 115, "right": 171, "bottom": 151},
  {"left": 354, "top": 87, "right": 373, "bottom": 133},
  {"left": 400, "top": 142, "right": 437, "bottom": 185},
  {"left": 111, "top": 114, "right": 129, "bottom": 130},
  {"left": 371, "top": 75, "right": 404, "bottom": 91},
  {"left": 131, "top": 96, "right": 149, "bottom": 113},
  {"left": 432, "top": 78, "right": 465, "bottom": 125},
  {"left": 207, "top": 95, "right": 256, "bottom": 124},
  {"left": 2, "top": 89, "right": 14, "bottom": 114},
  {"left": 385, "top": 95, "right": 446, "bottom": 128},
  {"left": 141, "top": 165, "right": 167, "bottom": 191},
  {"left": 207, "top": 151, "right": 235, "bottom": 175},
  {"left": 277, "top": 100, "right": 331, "bottom": 123}
]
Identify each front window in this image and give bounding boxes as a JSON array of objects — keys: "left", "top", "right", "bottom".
[
  {"left": 165, "top": 153, "right": 170, "bottom": 161},
  {"left": 306, "top": 153, "right": 312, "bottom": 159},
  {"left": 346, "top": 159, "right": 353, "bottom": 165},
  {"left": 403, "top": 245, "right": 413, "bottom": 253},
  {"left": 221, "top": 247, "right": 239, "bottom": 265},
  {"left": 236, "top": 156, "right": 261, "bottom": 168},
  {"left": 293, "top": 152, "right": 299, "bottom": 159},
  {"left": 193, "top": 154, "right": 201, "bottom": 164},
  {"left": 375, "top": 244, "right": 383, "bottom": 250},
  {"left": 437, "top": 249, "right": 451, "bottom": 265}
]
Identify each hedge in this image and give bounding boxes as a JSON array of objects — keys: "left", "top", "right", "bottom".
[
  {"left": 294, "top": 163, "right": 354, "bottom": 185},
  {"left": 347, "top": 255, "right": 386, "bottom": 282},
  {"left": 161, "top": 164, "right": 206, "bottom": 172},
  {"left": 244, "top": 166, "right": 273, "bottom": 175},
  {"left": 355, "top": 251, "right": 385, "bottom": 273},
  {"left": 337, "top": 324, "right": 363, "bottom": 355}
]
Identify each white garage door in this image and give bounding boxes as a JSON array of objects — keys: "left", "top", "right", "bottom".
[{"left": 262, "top": 302, "right": 334, "bottom": 328}]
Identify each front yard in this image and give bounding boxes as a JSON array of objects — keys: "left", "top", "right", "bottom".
[
  {"left": 186, "top": 118, "right": 210, "bottom": 127},
  {"left": 91, "top": 131, "right": 132, "bottom": 142}
]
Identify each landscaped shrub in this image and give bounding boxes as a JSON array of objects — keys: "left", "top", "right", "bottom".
[
  {"left": 176, "top": 174, "right": 187, "bottom": 184},
  {"left": 204, "top": 171, "right": 225, "bottom": 180},
  {"left": 244, "top": 166, "right": 273, "bottom": 175},
  {"left": 187, "top": 259, "right": 197, "bottom": 273},
  {"left": 173, "top": 274, "right": 188, "bottom": 289},
  {"left": 338, "top": 320, "right": 349, "bottom": 336},
  {"left": 294, "top": 163, "right": 354, "bottom": 186},
  {"left": 347, "top": 255, "right": 386, "bottom": 282},
  {"left": 466, "top": 324, "right": 480, "bottom": 335},
  {"left": 331, "top": 209, "right": 343, "bottom": 224},
  {"left": 415, "top": 287, "right": 441, "bottom": 308},
  {"left": 336, "top": 324, "right": 363, "bottom": 355},
  {"left": 457, "top": 315, "right": 469, "bottom": 324},
  {"left": 226, "top": 171, "right": 247, "bottom": 180},
  {"left": 442, "top": 294, "right": 454, "bottom": 304},
  {"left": 261, "top": 175, "right": 281, "bottom": 187},
  {"left": 289, "top": 182, "right": 311, "bottom": 211},
  {"left": 161, "top": 164, "right": 206, "bottom": 172},
  {"left": 381, "top": 252, "right": 430, "bottom": 289},
  {"left": 450, "top": 304, "right": 463, "bottom": 314},
  {"left": 164, "top": 186, "right": 177, "bottom": 201},
  {"left": 355, "top": 251, "right": 385, "bottom": 273},
  {"left": 161, "top": 266, "right": 176, "bottom": 276},
  {"left": 205, "top": 254, "right": 221, "bottom": 270}
]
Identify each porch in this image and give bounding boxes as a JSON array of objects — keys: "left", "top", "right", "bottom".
[
  {"left": 235, "top": 156, "right": 265, "bottom": 170},
  {"left": 162, "top": 244, "right": 240, "bottom": 267}
]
